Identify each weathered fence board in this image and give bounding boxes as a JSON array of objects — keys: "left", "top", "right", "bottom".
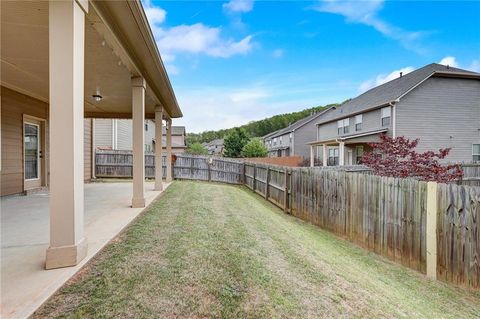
[
  {"left": 94, "top": 151, "right": 480, "bottom": 289},
  {"left": 95, "top": 150, "right": 166, "bottom": 178},
  {"left": 436, "top": 183, "right": 480, "bottom": 289}
]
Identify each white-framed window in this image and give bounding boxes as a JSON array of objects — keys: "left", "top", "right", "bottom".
[
  {"left": 473, "top": 144, "right": 480, "bottom": 161},
  {"left": 280, "top": 137, "right": 283, "bottom": 145},
  {"left": 328, "top": 148, "right": 339, "bottom": 166},
  {"left": 381, "top": 106, "right": 391, "bottom": 127},
  {"left": 355, "top": 114, "right": 363, "bottom": 131},
  {"left": 145, "top": 122, "right": 149, "bottom": 131},
  {"left": 337, "top": 118, "right": 350, "bottom": 135},
  {"left": 355, "top": 145, "right": 364, "bottom": 164},
  {"left": 273, "top": 138, "right": 277, "bottom": 146},
  {"left": 289, "top": 133, "right": 293, "bottom": 143}
]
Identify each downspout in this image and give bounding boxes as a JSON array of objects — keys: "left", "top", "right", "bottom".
[
  {"left": 389, "top": 100, "right": 399, "bottom": 138},
  {"left": 291, "top": 129, "right": 295, "bottom": 155}
]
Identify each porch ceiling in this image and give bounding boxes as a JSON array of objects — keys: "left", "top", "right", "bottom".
[{"left": 1, "top": 1, "right": 158, "bottom": 119}]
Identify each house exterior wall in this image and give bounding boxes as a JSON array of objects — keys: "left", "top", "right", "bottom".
[
  {"left": 1, "top": 87, "right": 48, "bottom": 196},
  {"left": 144, "top": 120, "right": 155, "bottom": 152},
  {"left": 317, "top": 108, "right": 390, "bottom": 143},
  {"left": 116, "top": 119, "right": 133, "bottom": 151},
  {"left": 84, "top": 119, "right": 92, "bottom": 182},
  {"left": 293, "top": 120, "right": 319, "bottom": 159},
  {"left": 395, "top": 76, "right": 480, "bottom": 162},
  {"left": 94, "top": 119, "right": 113, "bottom": 149}
]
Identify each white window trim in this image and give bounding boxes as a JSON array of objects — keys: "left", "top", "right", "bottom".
[
  {"left": 355, "top": 114, "right": 363, "bottom": 124},
  {"left": 473, "top": 144, "right": 480, "bottom": 160},
  {"left": 24, "top": 122, "right": 41, "bottom": 181}
]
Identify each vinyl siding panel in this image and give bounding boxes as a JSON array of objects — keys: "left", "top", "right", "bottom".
[
  {"left": 84, "top": 119, "right": 92, "bottom": 181},
  {"left": 317, "top": 108, "right": 390, "bottom": 143},
  {"left": 396, "top": 77, "right": 480, "bottom": 162},
  {"left": 116, "top": 119, "right": 132, "bottom": 150},
  {"left": 1, "top": 87, "right": 48, "bottom": 195},
  {"left": 94, "top": 119, "right": 113, "bottom": 149},
  {"left": 292, "top": 121, "right": 317, "bottom": 159}
]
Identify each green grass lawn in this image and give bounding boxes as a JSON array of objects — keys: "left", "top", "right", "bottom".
[{"left": 34, "top": 181, "right": 480, "bottom": 318}]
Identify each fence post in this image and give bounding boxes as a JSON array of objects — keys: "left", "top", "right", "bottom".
[
  {"left": 253, "top": 164, "right": 257, "bottom": 192},
  {"left": 265, "top": 166, "right": 270, "bottom": 200},
  {"left": 208, "top": 160, "right": 212, "bottom": 182},
  {"left": 426, "top": 181, "right": 438, "bottom": 280},
  {"left": 283, "top": 169, "right": 289, "bottom": 213}
]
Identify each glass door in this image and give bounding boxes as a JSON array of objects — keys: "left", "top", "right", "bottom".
[{"left": 24, "top": 121, "right": 42, "bottom": 189}]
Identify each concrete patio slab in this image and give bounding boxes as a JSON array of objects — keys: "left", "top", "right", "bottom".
[{"left": 1, "top": 181, "right": 171, "bottom": 319}]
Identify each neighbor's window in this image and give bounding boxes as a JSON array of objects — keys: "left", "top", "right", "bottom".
[
  {"left": 273, "top": 138, "right": 277, "bottom": 146},
  {"left": 145, "top": 122, "right": 149, "bottom": 131},
  {"left": 473, "top": 144, "right": 480, "bottom": 161},
  {"left": 381, "top": 106, "right": 391, "bottom": 127},
  {"left": 328, "top": 148, "right": 339, "bottom": 166},
  {"left": 289, "top": 133, "right": 293, "bottom": 143},
  {"left": 280, "top": 137, "right": 283, "bottom": 145},
  {"left": 355, "top": 114, "right": 363, "bottom": 131},
  {"left": 337, "top": 118, "right": 350, "bottom": 135},
  {"left": 355, "top": 145, "right": 364, "bottom": 164}
]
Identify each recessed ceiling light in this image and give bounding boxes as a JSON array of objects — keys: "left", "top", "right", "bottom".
[{"left": 92, "top": 94, "right": 103, "bottom": 102}]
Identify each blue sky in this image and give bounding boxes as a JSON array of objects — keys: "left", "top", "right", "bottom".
[{"left": 143, "top": 0, "right": 480, "bottom": 133}]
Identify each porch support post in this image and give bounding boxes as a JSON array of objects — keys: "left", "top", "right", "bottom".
[
  {"left": 154, "top": 106, "right": 163, "bottom": 191},
  {"left": 46, "top": 0, "right": 88, "bottom": 269},
  {"left": 322, "top": 144, "right": 327, "bottom": 167},
  {"left": 166, "top": 118, "right": 173, "bottom": 182},
  {"left": 310, "top": 145, "right": 314, "bottom": 167},
  {"left": 131, "top": 76, "right": 146, "bottom": 208},
  {"left": 339, "top": 141, "right": 345, "bottom": 166}
]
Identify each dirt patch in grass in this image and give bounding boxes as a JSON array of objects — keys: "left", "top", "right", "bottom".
[{"left": 33, "top": 181, "right": 480, "bottom": 319}]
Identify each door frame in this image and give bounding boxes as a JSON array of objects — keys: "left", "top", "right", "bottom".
[{"left": 23, "top": 114, "right": 47, "bottom": 190}]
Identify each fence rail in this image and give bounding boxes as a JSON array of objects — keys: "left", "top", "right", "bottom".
[{"left": 94, "top": 151, "right": 480, "bottom": 289}]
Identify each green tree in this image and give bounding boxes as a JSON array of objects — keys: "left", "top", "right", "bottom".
[
  {"left": 224, "top": 128, "right": 250, "bottom": 158},
  {"left": 241, "top": 139, "right": 268, "bottom": 158},
  {"left": 186, "top": 142, "right": 208, "bottom": 155}
]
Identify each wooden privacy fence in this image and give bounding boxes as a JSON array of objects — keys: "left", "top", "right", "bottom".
[
  {"left": 173, "top": 155, "right": 244, "bottom": 184},
  {"left": 95, "top": 150, "right": 167, "bottom": 178},
  {"left": 95, "top": 152, "right": 479, "bottom": 288}
]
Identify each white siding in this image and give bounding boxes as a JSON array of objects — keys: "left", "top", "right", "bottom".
[{"left": 94, "top": 119, "right": 113, "bottom": 149}]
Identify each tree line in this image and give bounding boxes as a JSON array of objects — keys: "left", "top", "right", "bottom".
[{"left": 186, "top": 102, "right": 341, "bottom": 146}]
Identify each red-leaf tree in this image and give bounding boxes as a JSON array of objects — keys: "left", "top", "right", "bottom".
[{"left": 362, "top": 134, "right": 463, "bottom": 183}]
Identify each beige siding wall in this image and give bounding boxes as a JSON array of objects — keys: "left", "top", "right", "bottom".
[
  {"left": 116, "top": 119, "right": 132, "bottom": 150},
  {"left": 1, "top": 87, "right": 48, "bottom": 196},
  {"left": 94, "top": 118, "right": 113, "bottom": 149},
  {"left": 84, "top": 119, "right": 92, "bottom": 182},
  {"left": 396, "top": 77, "right": 480, "bottom": 162}
]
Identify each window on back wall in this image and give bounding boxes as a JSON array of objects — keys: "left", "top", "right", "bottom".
[
  {"left": 381, "top": 106, "right": 391, "bottom": 127},
  {"left": 289, "top": 133, "right": 293, "bottom": 143},
  {"left": 328, "top": 148, "right": 339, "bottom": 166},
  {"left": 337, "top": 118, "right": 350, "bottom": 135},
  {"left": 355, "top": 114, "right": 363, "bottom": 131},
  {"left": 473, "top": 144, "right": 480, "bottom": 161},
  {"left": 145, "top": 122, "right": 148, "bottom": 131},
  {"left": 355, "top": 145, "right": 364, "bottom": 164}
]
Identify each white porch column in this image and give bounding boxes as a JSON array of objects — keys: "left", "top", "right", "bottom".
[
  {"left": 46, "top": 0, "right": 88, "bottom": 269},
  {"left": 154, "top": 106, "right": 163, "bottom": 191},
  {"left": 166, "top": 118, "right": 173, "bottom": 182},
  {"left": 310, "top": 145, "right": 314, "bottom": 167},
  {"left": 132, "top": 77, "right": 146, "bottom": 208},
  {"left": 322, "top": 144, "right": 327, "bottom": 167},
  {"left": 339, "top": 141, "right": 345, "bottom": 166}
]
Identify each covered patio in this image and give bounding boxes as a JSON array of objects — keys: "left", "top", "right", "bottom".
[
  {"left": 1, "top": 181, "right": 171, "bottom": 318},
  {"left": 308, "top": 129, "right": 387, "bottom": 167}
]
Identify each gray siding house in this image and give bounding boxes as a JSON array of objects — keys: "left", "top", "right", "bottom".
[
  {"left": 308, "top": 63, "right": 480, "bottom": 166},
  {"left": 263, "top": 107, "right": 334, "bottom": 160}
]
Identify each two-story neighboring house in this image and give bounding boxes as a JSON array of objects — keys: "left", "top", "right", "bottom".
[
  {"left": 263, "top": 107, "right": 335, "bottom": 159},
  {"left": 203, "top": 139, "right": 224, "bottom": 156},
  {"left": 307, "top": 63, "right": 480, "bottom": 167},
  {"left": 94, "top": 119, "right": 187, "bottom": 153}
]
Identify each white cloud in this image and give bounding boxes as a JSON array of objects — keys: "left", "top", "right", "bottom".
[
  {"left": 155, "top": 24, "right": 252, "bottom": 58},
  {"left": 223, "top": 0, "right": 254, "bottom": 13},
  {"left": 144, "top": 6, "right": 166, "bottom": 26},
  {"left": 272, "top": 49, "right": 284, "bottom": 58},
  {"left": 230, "top": 88, "right": 269, "bottom": 102},
  {"left": 314, "top": 0, "right": 426, "bottom": 53},
  {"left": 359, "top": 66, "right": 414, "bottom": 93},
  {"left": 143, "top": 1, "right": 254, "bottom": 73},
  {"left": 469, "top": 60, "right": 480, "bottom": 72},
  {"left": 439, "top": 56, "right": 459, "bottom": 68}
]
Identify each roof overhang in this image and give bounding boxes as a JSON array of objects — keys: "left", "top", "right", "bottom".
[
  {"left": 307, "top": 128, "right": 388, "bottom": 145},
  {"left": 91, "top": 0, "right": 182, "bottom": 118}
]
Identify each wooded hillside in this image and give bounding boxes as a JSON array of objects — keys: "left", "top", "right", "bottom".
[{"left": 187, "top": 102, "right": 341, "bottom": 145}]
